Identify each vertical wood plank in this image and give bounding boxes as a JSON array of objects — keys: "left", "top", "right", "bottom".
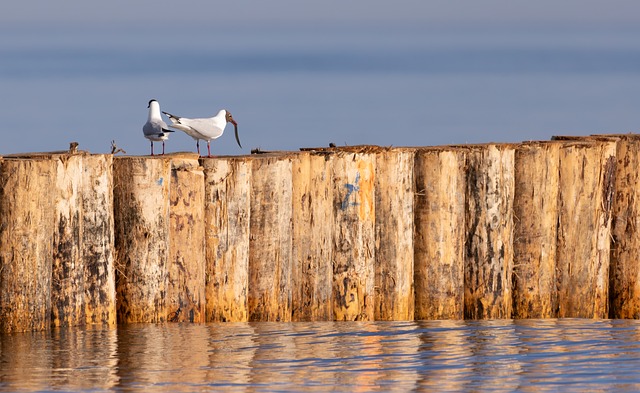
[
  {"left": 291, "top": 152, "right": 334, "bottom": 321},
  {"left": 556, "top": 141, "right": 616, "bottom": 318},
  {"left": 0, "top": 159, "right": 56, "bottom": 333},
  {"left": 167, "top": 156, "right": 206, "bottom": 322},
  {"left": 512, "top": 143, "right": 560, "bottom": 318},
  {"left": 82, "top": 154, "right": 116, "bottom": 325},
  {"left": 374, "top": 148, "right": 415, "bottom": 321},
  {"left": 332, "top": 150, "right": 375, "bottom": 321},
  {"left": 464, "top": 145, "right": 515, "bottom": 319},
  {"left": 414, "top": 148, "right": 466, "bottom": 320},
  {"left": 248, "top": 155, "right": 293, "bottom": 322},
  {"left": 202, "top": 158, "right": 251, "bottom": 322},
  {"left": 610, "top": 136, "right": 640, "bottom": 318},
  {"left": 113, "top": 157, "right": 171, "bottom": 323}
]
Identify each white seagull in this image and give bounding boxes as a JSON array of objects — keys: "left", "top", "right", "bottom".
[
  {"left": 143, "top": 99, "right": 174, "bottom": 156},
  {"left": 162, "top": 109, "right": 241, "bottom": 157}
]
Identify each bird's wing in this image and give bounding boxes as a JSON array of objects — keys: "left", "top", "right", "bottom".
[
  {"left": 143, "top": 120, "right": 165, "bottom": 137},
  {"left": 177, "top": 117, "right": 223, "bottom": 140}
]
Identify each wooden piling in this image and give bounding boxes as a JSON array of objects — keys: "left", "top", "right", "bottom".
[
  {"left": 464, "top": 145, "right": 515, "bottom": 319},
  {"left": 512, "top": 142, "right": 560, "bottom": 318},
  {"left": 332, "top": 149, "right": 376, "bottom": 321},
  {"left": 413, "top": 148, "right": 466, "bottom": 320},
  {"left": 556, "top": 141, "right": 616, "bottom": 318},
  {"left": 374, "top": 148, "right": 414, "bottom": 321},
  {"left": 291, "top": 151, "right": 334, "bottom": 321},
  {"left": 202, "top": 157, "right": 251, "bottom": 322},
  {"left": 113, "top": 157, "right": 171, "bottom": 323},
  {"left": 52, "top": 155, "right": 85, "bottom": 327},
  {"left": 0, "top": 158, "right": 56, "bottom": 333},
  {"left": 248, "top": 155, "right": 293, "bottom": 322},
  {"left": 81, "top": 154, "right": 116, "bottom": 325},
  {"left": 51, "top": 154, "right": 116, "bottom": 327},
  {"left": 610, "top": 136, "right": 640, "bottom": 318},
  {"left": 167, "top": 156, "right": 206, "bottom": 322}
]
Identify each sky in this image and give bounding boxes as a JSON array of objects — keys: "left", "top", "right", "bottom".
[
  {"left": 3, "top": 1, "right": 640, "bottom": 28},
  {"left": 1, "top": 1, "right": 640, "bottom": 155}
]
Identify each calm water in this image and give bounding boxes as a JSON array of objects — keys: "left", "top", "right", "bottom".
[{"left": 1, "top": 319, "right": 640, "bottom": 392}]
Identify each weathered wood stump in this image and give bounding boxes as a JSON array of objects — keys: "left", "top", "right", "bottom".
[
  {"left": 82, "top": 154, "right": 116, "bottom": 325},
  {"left": 113, "top": 156, "right": 171, "bottom": 323},
  {"left": 291, "top": 151, "right": 334, "bottom": 321},
  {"left": 332, "top": 148, "right": 375, "bottom": 321},
  {"left": 52, "top": 155, "right": 85, "bottom": 327},
  {"left": 556, "top": 141, "right": 616, "bottom": 318},
  {"left": 167, "top": 156, "right": 206, "bottom": 322},
  {"left": 610, "top": 135, "right": 640, "bottom": 318},
  {"left": 52, "top": 154, "right": 116, "bottom": 327},
  {"left": 414, "top": 148, "right": 466, "bottom": 320},
  {"left": 0, "top": 158, "right": 56, "bottom": 333},
  {"left": 512, "top": 142, "right": 560, "bottom": 318},
  {"left": 464, "top": 144, "right": 515, "bottom": 319},
  {"left": 248, "top": 154, "right": 293, "bottom": 322},
  {"left": 374, "top": 148, "right": 415, "bottom": 321},
  {"left": 202, "top": 157, "right": 251, "bottom": 322}
]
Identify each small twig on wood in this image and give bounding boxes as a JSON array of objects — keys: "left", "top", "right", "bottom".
[{"left": 111, "top": 140, "right": 126, "bottom": 155}]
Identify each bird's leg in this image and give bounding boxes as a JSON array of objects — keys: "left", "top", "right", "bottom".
[
  {"left": 207, "top": 141, "right": 211, "bottom": 158},
  {"left": 162, "top": 140, "right": 166, "bottom": 155},
  {"left": 151, "top": 140, "right": 154, "bottom": 156},
  {"left": 196, "top": 140, "right": 200, "bottom": 156}
]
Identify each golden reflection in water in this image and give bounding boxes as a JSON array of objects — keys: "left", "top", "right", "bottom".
[
  {"left": 206, "top": 322, "right": 256, "bottom": 387},
  {"left": 1, "top": 320, "right": 640, "bottom": 392},
  {"left": 0, "top": 325, "right": 119, "bottom": 392},
  {"left": 416, "top": 320, "right": 471, "bottom": 391}
]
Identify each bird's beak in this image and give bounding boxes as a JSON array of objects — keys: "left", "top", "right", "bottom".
[{"left": 231, "top": 119, "right": 241, "bottom": 148}]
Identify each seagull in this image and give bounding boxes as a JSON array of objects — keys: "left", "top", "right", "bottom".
[
  {"left": 162, "top": 109, "right": 241, "bottom": 157},
  {"left": 143, "top": 99, "right": 174, "bottom": 156}
]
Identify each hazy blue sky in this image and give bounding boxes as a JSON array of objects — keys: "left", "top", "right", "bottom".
[
  {"left": 2, "top": 1, "right": 640, "bottom": 155},
  {"left": 3, "top": 1, "right": 640, "bottom": 27}
]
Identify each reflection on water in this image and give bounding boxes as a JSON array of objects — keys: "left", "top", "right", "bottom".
[{"left": 1, "top": 319, "right": 640, "bottom": 392}]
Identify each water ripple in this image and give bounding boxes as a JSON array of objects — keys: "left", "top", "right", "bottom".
[{"left": 2, "top": 319, "right": 640, "bottom": 391}]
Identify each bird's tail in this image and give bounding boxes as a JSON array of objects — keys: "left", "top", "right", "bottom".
[{"left": 162, "top": 111, "right": 180, "bottom": 123}]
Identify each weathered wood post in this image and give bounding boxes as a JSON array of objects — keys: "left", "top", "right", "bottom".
[
  {"left": 248, "top": 154, "right": 293, "bottom": 322},
  {"left": 82, "top": 154, "right": 116, "bottom": 325},
  {"left": 374, "top": 148, "right": 414, "bottom": 321},
  {"left": 464, "top": 144, "right": 515, "bottom": 319},
  {"left": 52, "top": 155, "right": 85, "bottom": 327},
  {"left": 51, "top": 154, "right": 116, "bottom": 327},
  {"left": 291, "top": 151, "right": 334, "bottom": 321},
  {"left": 332, "top": 148, "right": 376, "bottom": 321},
  {"left": 0, "top": 158, "right": 56, "bottom": 333},
  {"left": 556, "top": 140, "right": 616, "bottom": 318},
  {"left": 610, "top": 135, "right": 640, "bottom": 318},
  {"left": 167, "top": 155, "right": 206, "bottom": 322},
  {"left": 413, "top": 148, "right": 466, "bottom": 320},
  {"left": 202, "top": 157, "right": 251, "bottom": 322},
  {"left": 512, "top": 142, "right": 560, "bottom": 318},
  {"left": 113, "top": 156, "right": 171, "bottom": 323}
]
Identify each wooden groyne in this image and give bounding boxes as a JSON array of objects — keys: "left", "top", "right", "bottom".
[{"left": 1, "top": 135, "right": 640, "bottom": 333}]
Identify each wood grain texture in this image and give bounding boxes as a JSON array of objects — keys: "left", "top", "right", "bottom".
[
  {"left": 332, "top": 151, "right": 375, "bottom": 321},
  {"left": 556, "top": 141, "right": 616, "bottom": 318},
  {"left": 0, "top": 158, "right": 56, "bottom": 332},
  {"left": 202, "top": 157, "right": 251, "bottom": 322},
  {"left": 512, "top": 143, "right": 560, "bottom": 318},
  {"left": 414, "top": 148, "right": 466, "bottom": 320},
  {"left": 113, "top": 157, "right": 171, "bottom": 323},
  {"left": 464, "top": 145, "right": 515, "bottom": 319},
  {"left": 291, "top": 152, "right": 334, "bottom": 321},
  {"left": 248, "top": 155, "right": 293, "bottom": 322},
  {"left": 374, "top": 149, "right": 415, "bottom": 321}
]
